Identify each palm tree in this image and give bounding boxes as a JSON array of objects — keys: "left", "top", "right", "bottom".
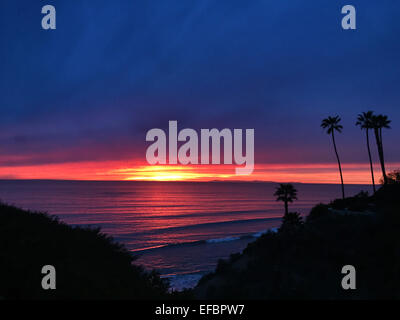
[
  {"left": 372, "top": 114, "right": 391, "bottom": 184},
  {"left": 321, "top": 116, "right": 345, "bottom": 199},
  {"left": 356, "top": 111, "right": 376, "bottom": 193},
  {"left": 274, "top": 183, "right": 298, "bottom": 215}
]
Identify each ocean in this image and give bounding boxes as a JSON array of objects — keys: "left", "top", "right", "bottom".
[{"left": 0, "top": 180, "right": 370, "bottom": 290}]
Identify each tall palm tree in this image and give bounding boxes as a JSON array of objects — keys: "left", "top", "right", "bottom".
[
  {"left": 356, "top": 111, "right": 376, "bottom": 193},
  {"left": 372, "top": 114, "right": 391, "bottom": 184},
  {"left": 321, "top": 116, "right": 345, "bottom": 199},
  {"left": 274, "top": 183, "right": 298, "bottom": 215}
]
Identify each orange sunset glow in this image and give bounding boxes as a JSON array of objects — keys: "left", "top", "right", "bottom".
[{"left": 2, "top": 161, "right": 399, "bottom": 184}]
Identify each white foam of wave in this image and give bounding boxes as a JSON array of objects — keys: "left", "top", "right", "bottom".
[
  {"left": 166, "top": 273, "right": 204, "bottom": 291},
  {"left": 206, "top": 236, "right": 241, "bottom": 243}
]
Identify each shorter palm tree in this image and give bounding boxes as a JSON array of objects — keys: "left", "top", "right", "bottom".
[{"left": 274, "top": 183, "right": 298, "bottom": 215}]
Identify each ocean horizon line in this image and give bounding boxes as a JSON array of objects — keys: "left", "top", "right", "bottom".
[{"left": 0, "top": 178, "right": 374, "bottom": 186}]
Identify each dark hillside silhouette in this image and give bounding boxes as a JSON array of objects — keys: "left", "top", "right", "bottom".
[
  {"left": 0, "top": 203, "right": 169, "bottom": 299},
  {"left": 195, "top": 183, "right": 400, "bottom": 299}
]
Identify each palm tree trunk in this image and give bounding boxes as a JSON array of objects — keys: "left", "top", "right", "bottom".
[
  {"left": 284, "top": 201, "right": 288, "bottom": 215},
  {"left": 332, "top": 131, "right": 345, "bottom": 199},
  {"left": 366, "top": 130, "right": 376, "bottom": 193},
  {"left": 379, "top": 128, "right": 387, "bottom": 184},
  {"left": 374, "top": 127, "right": 387, "bottom": 184}
]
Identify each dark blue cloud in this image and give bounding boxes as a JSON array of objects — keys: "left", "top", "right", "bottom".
[{"left": 0, "top": 0, "right": 399, "bottom": 165}]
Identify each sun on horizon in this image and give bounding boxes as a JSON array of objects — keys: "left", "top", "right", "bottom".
[{"left": 1, "top": 161, "right": 399, "bottom": 184}]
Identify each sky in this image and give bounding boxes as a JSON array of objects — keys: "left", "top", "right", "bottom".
[{"left": 0, "top": 0, "right": 399, "bottom": 183}]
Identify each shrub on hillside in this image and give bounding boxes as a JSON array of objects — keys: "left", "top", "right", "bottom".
[{"left": 0, "top": 202, "right": 169, "bottom": 299}]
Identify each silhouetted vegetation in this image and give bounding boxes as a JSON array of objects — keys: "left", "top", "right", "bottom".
[
  {"left": 382, "top": 170, "right": 400, "bottom": 185},
  {"left": 274, "top": 184, "right": 298, "bottom": 215},
  {"left": 356, "top": 111, "right": 377, "bottom": 193},
  {"left": 195, "top": 184, "right": 400, "bottom": 299},
  {"left": 329, "top": 191, "right": 373, "bottom": 212},
  {"left": 321, "top": 116, "right": 345, "bottom": 199},
  {"left": 319, "top": 111, "right": 394, "bottom": 195},
  {"left": 278, "top": 212, "right": 303, "bottom": 234},
  {"left": 372, "top": 114, "right": 391, "bottom": 184},
  {"left": 0, "top": 202, "right": 169, "bottom": 299}
]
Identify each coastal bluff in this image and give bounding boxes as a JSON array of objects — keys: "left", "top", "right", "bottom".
[{"left": 194, "top": 185, "right": 400, "bottom": 299}]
